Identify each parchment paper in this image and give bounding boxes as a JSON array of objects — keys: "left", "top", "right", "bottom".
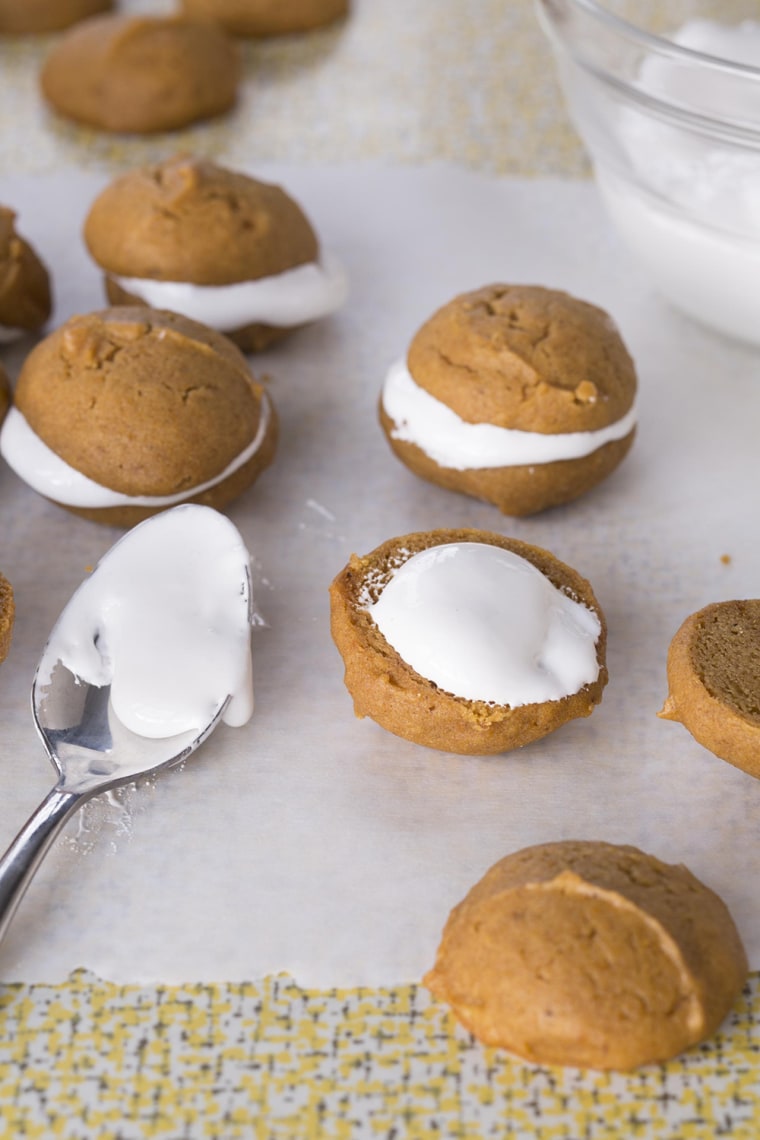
[{"left": 0, "top": 164, "right": 758, "bottom": 985}]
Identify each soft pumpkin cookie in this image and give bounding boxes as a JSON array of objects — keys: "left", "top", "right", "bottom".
[
  {"left": 0, "top": 0, "right": 111, "bottom": 34},
  {"left": 424, "top": 839, "right": 748, "bottom": 1070},
  {"left": 659, "top": 599, "right": 760, "bottom": 778},
  {"left": 0, "top": 572, "right": 13, "bottom": 664},
  {"left": 83, "top": 156, "right": 347, "bottom": 352},
  {"left": 180, "top": 0, "right": 348, "bottom": 37},
  {"left": 40, "top": 14, "right": 239, "bottom": 133},
  {"left": 0, "top": 306, "right": 277, "bottom": 526},
  {"left": 0, "top": 206, "right": 52, "bottom": 339},
  {"left": 329, "top": 528, "right": 607, "bottom": 755},
  {"left": 380, "top": 284, "right": 637, "bottom": 516}
]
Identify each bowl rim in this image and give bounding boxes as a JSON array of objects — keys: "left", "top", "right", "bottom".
[{"left": 540, "top": 0, "right": 760, "bottom": 77}]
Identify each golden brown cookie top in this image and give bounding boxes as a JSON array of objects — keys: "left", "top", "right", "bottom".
[
  {"left": 0, "top": 0, "right": 112, "bottom": 35},
  {"left": 40, "top": 15, "right": 239, "bottom": 134},
  {"left": 0, "top": 571, "right": 13, "bottom": 665},
  {"left": 424, "top": 839, "right": 748, "bottom": 1070},
  {"left": 407, "top": 284, "right": 637, "bottom": 434},
  {"left": 84, "top": 156, "right": 319, "bottom": 285},
  {"left": 14, "top": 307, "right": 265, "bottom": 496},
  {"left": 180, "top": 0, "right": 348, "bottom": 37},
  {"left": 0, "top": 206, "right": 52, "bottom": 333}
]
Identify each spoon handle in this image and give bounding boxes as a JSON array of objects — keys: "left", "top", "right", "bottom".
[{"left": 0, "top": 786, "right": 82, "bottom": 945}]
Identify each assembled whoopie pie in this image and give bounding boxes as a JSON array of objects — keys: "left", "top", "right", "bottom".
[
  {"left": 424, "top": 839, "right": 747, "bottom": 1070},
  {"left": 180, "top": 0, "right": 348, "bottom": 36},
  {"left": 40, "top": 14, "right": 239, "bottom": 133},
  {"left": 380, "top": 284, "right": 638, "bottom": 516},
  {"left": 0, "top": 207, "right": 52, "bottom": 340},
  {"left": 660, "top": 599, "right": 760, "bottom": 779},
  {"left": 0, "top": 306, "right": 277, "bottom": 527},
  {"left": 83, "top": 155, "right": 347, "bottom": 352},
  {"left": 0, "top": 0, "right": 111, "bottom": 34},
  {"left": 330, "top": 528, "right": 607, "bottom": 755}
]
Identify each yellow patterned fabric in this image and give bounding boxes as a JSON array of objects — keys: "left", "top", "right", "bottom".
[{"left": 1, "top": 971, "right": 759, "bottom": 1136}]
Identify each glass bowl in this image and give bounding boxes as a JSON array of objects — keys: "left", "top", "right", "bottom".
[{"left": 536, "top": 0, "right": 760, "bottom": 345}]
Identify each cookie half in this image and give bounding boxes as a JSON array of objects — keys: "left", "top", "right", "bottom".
[
  {"left": 84, "top": 156, "right": 347, "bottom": 352},
  {"left": 0, "top": 571, "right": 13, "bottom": 664},
  {"left": 0, "top": 0, "right": 112, "bottom": 34},
  {"left": 40, "top": 15, "right": 239, "bottom": 133},
  {"left": 659, "top": 599, "right": 760, "bottom": 778},
  {"left": 180, "top": 0, "right": 348, "bottom": 36},
  {"left": 380, "top": 284, "right": 637, "bottom": 516},
  {"left": 329, "top": 528, "right": 607, "bottom": 755},
  {"left": 0, "top": 206, "right": 52, "bottom": 339},
  {"left": 424, "top": 840, "right": 747, "bottom": 1070},
  {"left": 0, "top": 306, "right": 277, "bottom": 526}
]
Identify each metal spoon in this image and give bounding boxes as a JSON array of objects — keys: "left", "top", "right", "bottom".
[
  {"left": 0, "top": 656, "right": 230, "bottom": 946},
  {"left": 0, "top": 572, "right": 248, "bottom": 947}
]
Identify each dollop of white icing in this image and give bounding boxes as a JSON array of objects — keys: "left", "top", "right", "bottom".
[
  {"left": 111, "top": 252, "right": 348, "bottom": 331},
  {"left": 367, "top": 542, "right": 601, "bottom": 706},
  {"left": 381, "top": 360, "right": 636, "bottom": 469},
  {"left": 40, "top": 504, "right": 254, "bottom": 738},
  {"left": 0, "top": 394, "right": 272, "bottom": 509}
]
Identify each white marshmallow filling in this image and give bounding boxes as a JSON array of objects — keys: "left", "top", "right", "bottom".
[
  {"left": 0, "top": 394, "right": 272, "bottom": 509},
  {"left": 381, "top": 359, "right": 637, "bottom": 469},
  {"left": 110, "top": 252, "right": 348, "bottom": 332}
]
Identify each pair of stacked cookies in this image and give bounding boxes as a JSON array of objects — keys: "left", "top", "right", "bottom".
[{"left": 0, "top": 155, "right": 347, "bottom": 527}]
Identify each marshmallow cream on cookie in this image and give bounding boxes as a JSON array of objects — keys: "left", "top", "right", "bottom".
[
  {"left": 367, "top": 542, "right": 602, "bottom": 706},
  {"left": 329, "top": 528, "right": 608, "bottom": 755},
  {"left": 379, "top": 284, "right": 638, "bottom": 516},
  {"left": 108, "top": 251, "right": 347, "bottom": 336}
]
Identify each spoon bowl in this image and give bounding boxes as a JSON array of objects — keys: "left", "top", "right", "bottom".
[{"left": 0, "top": 504, "right": 253, "bottom": 949}]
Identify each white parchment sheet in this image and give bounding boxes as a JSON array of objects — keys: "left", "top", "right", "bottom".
[{"left": 0, "top": 164, "right": 758, "bottom": 985}]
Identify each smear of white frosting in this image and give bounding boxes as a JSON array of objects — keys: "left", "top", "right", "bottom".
[
  {"left": 40, "top": 504, "right": 254, "bottom": 738},
  {"left": 381, "top": 359, "right": 636, "bottom": 469},
  {"left": 367, "top": 542, "right": 601, "bottom": 706},
  {"left": 0, "top": 394, "right": 272, "bottom": 509},
  {"left": 111, "top": 252, "right": 348, "bottom": 331}
]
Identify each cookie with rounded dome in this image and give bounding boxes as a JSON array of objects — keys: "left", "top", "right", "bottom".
[
  {"left": 0, "top": 306, "right": 277, "bottom": 527},
  {"left": 84, "top": 156, "right": 347, "bottom": 352},
  {"left": 0, "top": 572, "right": 13, "bottom": 664},
  {"left": 659, "top": 599, "right": 760, "bottom": 778},
  {"left": 329, "top": 528, "right": 607, "bottom": 755},
  {"left": 180, "top": 0, "right": 348, "bottom": 36},
  {"left": 380, "top": 284, "right": 637, "bottom": 516},
  {"left": 40, "top": 14, "right": 239, "bottom": 133},
  {"left": 0, "top": 0, "right": 111, "bottom": 34},
  {"left": 424, "top": 839, "right": 747, "bottom": 1070},
  {"left": 0, "top": 207, "right": 52, "bottom": 340}
]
